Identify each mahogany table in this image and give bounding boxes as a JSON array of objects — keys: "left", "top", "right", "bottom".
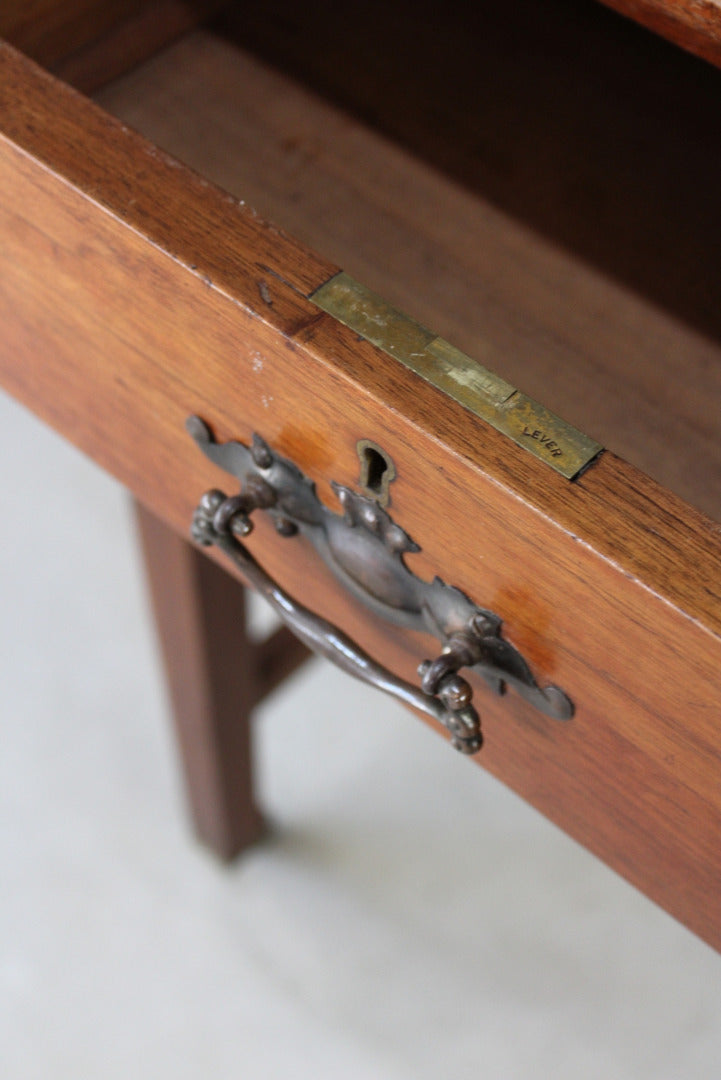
[{"left": 1, "top": 0, "right": 720, "bottom": 950}]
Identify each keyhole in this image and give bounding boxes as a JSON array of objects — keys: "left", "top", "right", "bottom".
[{"left": 357, "top": 440, "right": 396, "bottom": 506}]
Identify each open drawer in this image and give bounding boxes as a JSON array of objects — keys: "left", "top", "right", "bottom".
[{"left": 1, "top": 0, "right": 720, "bottom": 949}]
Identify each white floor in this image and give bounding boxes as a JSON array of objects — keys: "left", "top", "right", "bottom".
[{"left": 2, "top": 388, "right": 721, "bottom": 1079}]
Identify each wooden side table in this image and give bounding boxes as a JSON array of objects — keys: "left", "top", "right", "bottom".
[{"left": 1, "top": 0, "right": 720, "bottom": 949}]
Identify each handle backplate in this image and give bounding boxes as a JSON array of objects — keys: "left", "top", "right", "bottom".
[{"left": 187, "top": 416, "right": 573, "bottom": 753}]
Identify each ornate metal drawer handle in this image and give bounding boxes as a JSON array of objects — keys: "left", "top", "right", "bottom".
[{"left": 187, "top": 417, "right": 573, "bottom": 753}]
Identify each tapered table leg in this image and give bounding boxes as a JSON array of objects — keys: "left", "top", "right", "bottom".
[{"left": 134, "top": 500, "right": 309, "bottom": 859}]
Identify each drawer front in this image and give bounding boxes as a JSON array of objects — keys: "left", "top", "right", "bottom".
[{"left": 2, "top": 42, "right": 721, "bottom": 949}]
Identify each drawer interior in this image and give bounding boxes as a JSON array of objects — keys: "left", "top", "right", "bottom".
[{"left": 85, "top": 0, "right": 721, "bottom": 521}]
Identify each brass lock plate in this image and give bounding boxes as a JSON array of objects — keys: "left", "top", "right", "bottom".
[{"left": 311, "top": 272, "right": 603, "bottom": 480}]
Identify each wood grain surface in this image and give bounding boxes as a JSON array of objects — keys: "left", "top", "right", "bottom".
[
  {"left": 53, "top": 0, "right": 225, "bottom": 94},
  {"left": 97, "top": 30, "right": 721, "bottom": 523},
  {"left": 599, "top": 0, "right": 721, "bottom": 66},
  {"left": 134, "top": 500, "right": 310, "bottom": 857},
  {"left": 135, "top": 500, "right": 265, "bottom": 859},
  {"left": 0, "top": 0, "right": 150, "bottom": 67},
  {"left": 2, "top": 43, "right": 721, "bottom": 950},
  {"left": 0, "top": 0, "right": 222, "bottom": 87},
  {"left": 221, "top": 0, "right": 721, "bottom": 352},
  {"left": 8, "top": 0, "right": 719, "bottom": 75}
]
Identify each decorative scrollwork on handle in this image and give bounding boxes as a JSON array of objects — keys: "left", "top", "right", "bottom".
[
  {"left": 187, "top": 416, "right": 573, "bottom": 754},
  {"left": 192, "top": 488, "right": 483, "bottom": 753}
]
